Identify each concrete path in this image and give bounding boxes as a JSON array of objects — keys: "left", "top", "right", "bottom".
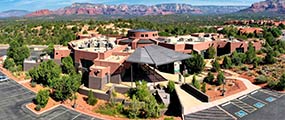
[{"left": 177, "top": 75, "right": 260, "bottom": 115}]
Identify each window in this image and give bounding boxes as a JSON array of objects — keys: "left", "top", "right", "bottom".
[
  {"left": 145, "top": 34, "right": 148, "bottom": 37},
  {"left": 141, "top": 34, "right": 144, "bottom": 37}
]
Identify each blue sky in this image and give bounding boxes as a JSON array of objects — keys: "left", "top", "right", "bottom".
[{"left": 0, "top": 0, "right": 264, "bottom": 12}]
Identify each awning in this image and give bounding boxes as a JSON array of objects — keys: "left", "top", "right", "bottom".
[{"left": 126, "top": 45, "right": 192, "bottom": 66}]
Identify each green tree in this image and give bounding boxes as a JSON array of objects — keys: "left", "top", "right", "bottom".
[
  {"left": 216, "top": 72, "right": 225, "bottom": 86},
  {"left": 61, "top": 56, "right": 75, "bottom": 74},
  {"left": 4, "top": 58, "right": 17, "bottom": 72},
  {"left": 203, "top": 72, "right": 214, "bottom": 84},
  {"left": 87, "top": 90, "right": 98, "bottom": 106},
  {"left": 192, "top": 75, "right": 201, "bottom": 90},
  {"left": 29, "top": 60, "right": 61, "bottom": 86},
  {"left": 245, "top": 42, "right": 256, "bottom": 64},
  {"left": 167, "top": 81, "right": 175, "bottom": 93},
  {"left": 212, "top": 60, "right": 220, "bottom": 72},
  {"left": 7, "top": 39, "right": 30, "bottom": 66},
  {"left": 222, "top": 56, "right": 232, "bottom": 69},
  {"left": 277, "top": 74, "right": 285, "bottom": 90},
  {"left": 205, "top": 46, "right": 216, "bottom": 59},
  {"left": 53, "top": 74, "right": 81, "bottom": 101},
  {"left": 185, "top": 53, "right": 205, "bottom": 74},
  {"left": 83, "top": 30, "right": 88, "bottom": 34},
  {"left": 263, "top": 49, "right": 276, "bottom": 64},
  {"left": 35, "top": 89, "right": 50, "bottom": 108},
  {"left": 127, "top": 80, "right": 161, "bottom": 118},
  {"left": 43, "top": 43, "right": 54, "bottom": 56},
  {"left": 231, "top": 51, "right": 244, "bottom": 66}
]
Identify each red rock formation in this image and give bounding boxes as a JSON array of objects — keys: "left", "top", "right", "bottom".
[
  {"left": 25, "top": 3, "right": 202, "bottom": 17},
  {"left": 241, "top": 0, "right": 285, "bottom": 13},
  {"left": 26, "top": 9, "right": 53, "bottom": 17}
]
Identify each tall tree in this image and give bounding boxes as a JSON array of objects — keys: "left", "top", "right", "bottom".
[
  {"left": 216, "top": 72, "right": 225, "bottom": 86},
  {"left": 7, "top": 39, "right": 30, "bottom": 66},
  {"left": 245, "top": 42, "right": 256, "bottom": 64},
  {"left": 29, "top": 60, "right": 61, "bottom": 86},
  {"left": 205, "top": 46, "right": 216, "bottom": 59},
  {"left": 185, "top": 53, "right": 205, "bottom": 74},
  {"left": 61, "top": 56, "right": 75, "bottom": 74},
  {"left": 222, "top": 56, "right": 232, "bottom": 69},
  {"left": 212, "top": 59, "right": 220, "bottom": 72}
]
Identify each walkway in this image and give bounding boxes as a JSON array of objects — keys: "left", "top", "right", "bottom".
[{"left": 176, "top": 75, "right": 260, "bottom": 115}]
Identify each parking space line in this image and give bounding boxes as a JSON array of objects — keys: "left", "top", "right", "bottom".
[
  {"left": 248, "top": 95, "right": 267, "bottom": 104},
  {"left": 71, "top": 113, "right": 81, "bottom": 120},
  {"left": 48, "top": 109, "right": 69, "bottom": 120},
  {"left": 231, "top": 99, "right": 257, "bottom": 112},
  {"left": 259, "top": 90, "right": 283, "bottom": 98},
  {"left": 217, "top": 106, "right": 237, "bottom": 120},
  {"left": 251, "top": 91, "right": 258, "bottom": 95},
  {"left": 90, "top": 118, "right": 95, "bottom": 120},
  {"left": 221, "top": 102, "right": 231, "bottom": 107}
]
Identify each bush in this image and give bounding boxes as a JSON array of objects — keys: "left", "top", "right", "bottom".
[
  {"left": 204, "top": 72, "right": 215, "bottom": 84},
  {"left": 268, "top": 80, "right": 278, "bottom": 89},
  {"left": 87, "top": 90, "right": 97, "bottom": 106},
  {"left": 35, "top": 89, "right": 50, "bottom": 108},
  {"left": 222, "top": 56, "right": 232, "bottom": 69},
  {"left": 30, "top": 82, "right": 36, "bottom": 88},
  {"left": 167, "top": 81, "right": 175, "bottom": 93},
  {"left": 35, "top": 105, "right": 41, "bottom": 111},
  {"left": 164, "top": 117, "right": 174, "bottom": 120},
  {"left": 192, "top": 75, "right": 201, "bottom": 89},
  {"left": 216, "top": 72, "right": 225, "bottom": 86},
  {"left": 254, "top": 75, "right": 269, "bottom": 84},
  {"left": 241, "top": 66, "right": 249, "bottom": 71},
  {"left": 211, "top": 60, "right": 220, "bottom": 72}
]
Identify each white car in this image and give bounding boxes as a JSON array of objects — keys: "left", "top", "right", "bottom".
[{"left": 0, "top": 76, "right": 9, "bottom": 82}]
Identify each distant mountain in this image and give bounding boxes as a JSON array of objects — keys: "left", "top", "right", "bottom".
[
  {"left": 239, "top": 0, "right": 285, "bottom": 14},
  {"left": 0, "top": 10, "right": 30, "bottom": 18},
  {"left": 26, "top": 3, "right": 202, "bottom": 17},
  {"left": 194, "top": 6, "right": 249, "bottom": 14}
]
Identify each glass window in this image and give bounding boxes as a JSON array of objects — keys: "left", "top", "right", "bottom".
[{"left": 141, "top": 34, "right": 144, "bottom": 37}]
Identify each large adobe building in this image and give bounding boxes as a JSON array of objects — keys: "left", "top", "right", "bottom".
[
  {"left": 55, "top": 35, "right": 133, "bottom": 90},
  {"left": 54, "top": 29, "right": 262, "bottom": 92},
  {"left": 117, "top": 30, "right": 262, "bottom": 56}
]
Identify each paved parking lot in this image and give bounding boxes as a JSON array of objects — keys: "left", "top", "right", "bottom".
[
  {"left": 185, "top": 89, "right": 285, "bottom": 120},
  {"left": 0, "top": 77, "right": 101, "bottom": 120}
]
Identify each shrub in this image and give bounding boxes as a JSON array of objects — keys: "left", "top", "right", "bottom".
[
  {"left": 35, "top": 89, "right": 50, "bottom": 108},
  {"left": 268, "top": 80, "right": 278, "bottom": 89},
  {"left": 87, "top": 90, "right": 98, "bottom": 106},
  {"left": 30, "top": 82, "right": 36, "bottom": 88},
  {"left": 35, "top": 105, "right": 41, "bottom": 111},
  {"left": 241, "top": 66, "right": 249, "bottom": 71},
  {"left": 167, "top": 81, "right": 175, "bottom": 93},
  {"left": 222, "top": 56, "right": 232, "bottom": 69},
  {"left": 164, "top": 117, "right": 174, "bottom": 120},
  {"left": 216, "top": 72, "right": 225, "bottom": 86},
  {"left": 211, "top": 60, "right": 220, "bottom": 72},
  {"left": 254, "top": 75, "right": 269, "bottom": 84},
  {"left": 204, "top": 72, "right": 215, "bottom": 84},
  {"left": 192, "top": 75, "right": 201, "bottom": 89}
]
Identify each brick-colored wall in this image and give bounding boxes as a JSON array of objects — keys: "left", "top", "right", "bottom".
[
  {"left": 127, "top": 31, "right": 159, "bottom": 39},
  {"left": 54, "top": 49, "right": 71, "bottom": 60}
]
